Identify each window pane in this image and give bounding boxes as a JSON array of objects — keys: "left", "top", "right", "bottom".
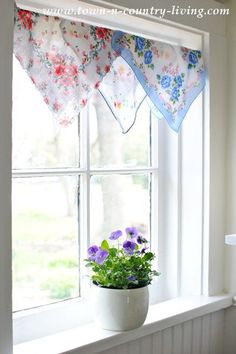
[
  {"left": 90, "top": 174, "right": 150, "bottom": 244},
  {"left": 12, "top": 176, "right": 79, "bottom": 311},
  {"left": 90, "top": 92, "right": 151, "bottom": 168},
  {"left": 12, "top": 57, "right": 80, "bottom": 169}
]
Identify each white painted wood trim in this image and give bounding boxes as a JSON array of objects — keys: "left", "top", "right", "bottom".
[
  {"left": 12, "top": 167, "right": 159, "bottom": 177},
  {"left": 84, "top": 0, "right": 227, "bottom": 36},
  {"left": 0, "top": 1, "right": 14, "bottom": 354},
  {"left": 16, "top": 0, "right": 204, "bottom": 50},
  {"left": 207, "top": 33, "right": 227, "bottom": 296},
  {"left": 15, "top": 0, "right": 228, "bottom": 39},
  {"left": 14, "top": 295, "right": 232, "bottom": 354}
]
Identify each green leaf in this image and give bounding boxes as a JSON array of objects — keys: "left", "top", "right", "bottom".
[
  {"left": 109, "top": 248, "right": 117, "bottom": 257},
  {"left": 85, "top": 263, "right": 93, "bottom": 268},
  {"left": 101, "top": 239, "right": 109, "bottom": 250},
  {"left": 143, "top": 252, "right": 154, "bottom": 261},
  {"left": 105, "top": 260, "right": 112, "bottom": 268},
  {"left": 93, "top": 265, "right": 101, "bottom": 272}
]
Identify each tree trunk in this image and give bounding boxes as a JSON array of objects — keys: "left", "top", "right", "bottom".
[{"left": 93, "top": 93, "right": 126, "bottom": 238}]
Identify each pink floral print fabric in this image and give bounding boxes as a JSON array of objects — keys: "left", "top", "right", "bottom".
[
  {"left": 14, "top": 8, "right": 116, "bottom": 126},
  {"left": 14, "top": 7, "right": 206, "bottom": 132}
]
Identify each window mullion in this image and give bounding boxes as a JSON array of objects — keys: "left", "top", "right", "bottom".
[
  {"left": 89, "top": 167, "right": 158, "bottom": 174},
  {"left": 12, "top": 168, "right": 86, "bottom": 178},
  {"left": 150, "top": 112, "right": 159, "bottom": 256}
]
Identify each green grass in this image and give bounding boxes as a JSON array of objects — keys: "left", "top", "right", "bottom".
[
  {"left": 13, "top": 212, "right": 76, "bottom": 242},
  {"left": 12, "top": 212, "right": 79, "bottom": 310}
]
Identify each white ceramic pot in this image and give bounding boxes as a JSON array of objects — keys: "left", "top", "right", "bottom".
[{"left": 91, "top": 284, "right": 149, "bottom": 331}]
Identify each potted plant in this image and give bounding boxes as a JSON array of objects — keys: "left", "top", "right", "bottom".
[{"left": 85, "top": 227, "right": 160, "bottom": 331}]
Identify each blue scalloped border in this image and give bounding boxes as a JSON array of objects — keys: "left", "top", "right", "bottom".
[{"left": 112, "top": 31, "right": 207, "bottom": 133}]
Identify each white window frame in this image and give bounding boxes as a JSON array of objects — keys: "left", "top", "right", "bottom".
[
  {"left": 79, "top": 105, "right": 160, "bottom": 298},
  {"left": 0, "top": 0, "right": 226, "bottom": 350},
  {"left": 13, "top": 104, "right": 158, "bottom": 297},
  {"left": 12, "top": 100, "right": 158, "bottom": 301},
  {"left": 12, "top": 78, "right": 159, "bottom": 344},
  {"left": 12, "top": 3, "right": 205, "bottom": 341}
]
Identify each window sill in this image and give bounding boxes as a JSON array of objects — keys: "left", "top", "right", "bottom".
[{"left": 13, "top": 294, "right": 232, "bottom": 354}]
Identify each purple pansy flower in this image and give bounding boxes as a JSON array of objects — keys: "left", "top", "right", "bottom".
[
  {"left": 123, "top": 240, "right": 136, "bottom": 255},
  {"left": 109, "top": 229, "right": 122, "bottom": 240},
  {"left": 95, "top": 248, "right": 108, "bottom": 265},
  {"left": 137, "top": 235, "right": 148, "bottom": 244},
  {"left": 144, "top": 50, "right": 153, "bottom": 65},
  {"left": 127, "top": 275, "right": 136, "bottom": 281},
  {"left": 137, "top": 247, "right": 148, "bottom": 255},
  {"left": 87, "top": 245, "right": 99, "bottom": 261},
  {"left": 125, "top": 227, "right": 138, "bottom": 238}
]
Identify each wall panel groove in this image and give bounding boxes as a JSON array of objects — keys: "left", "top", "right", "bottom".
[{"left": 98, "top": 310, "right": 224, "bottom": 354}]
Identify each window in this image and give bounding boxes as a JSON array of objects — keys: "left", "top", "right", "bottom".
[
  {"left": 12, "top": 5, "right": 207, "bottom": 345},
  {"left": 12, "top": 56, "right": 158, "bottom": 312}
]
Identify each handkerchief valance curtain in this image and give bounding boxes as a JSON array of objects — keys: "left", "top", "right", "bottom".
[{"left": 14, "top": 7, "right": 206, "bottom": 133}]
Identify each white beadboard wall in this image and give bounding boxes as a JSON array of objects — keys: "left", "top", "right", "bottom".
[{"left": 98, "top": 311, "right": 224, "bottom": 354}]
